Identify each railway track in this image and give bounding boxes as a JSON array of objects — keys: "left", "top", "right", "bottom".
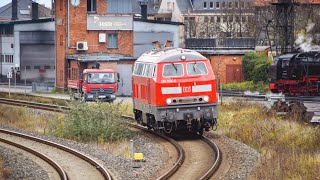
[
  {"left": 0, "top": 128, "right": 112, "bottom": 180},
  {"left": 125, "top": 117, "right": 221, "bottom": 180},
  {"left": 0, "top": 98, "right": 222, "bottom": 179},
  {"left": 0, "top": 97, "right": 67, "bottom": 112}
]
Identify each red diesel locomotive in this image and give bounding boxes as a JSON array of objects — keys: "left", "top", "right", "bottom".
[{"left": 132, "top": 48, "right": 218, "bottom": 134}]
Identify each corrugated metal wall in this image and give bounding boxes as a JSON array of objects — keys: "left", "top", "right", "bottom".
[{"left": 107, "top": 0, "right": 132, "bottom": 14}]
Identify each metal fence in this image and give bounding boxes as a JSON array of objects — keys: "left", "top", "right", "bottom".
[
  {"left": 185, "top": 37, "right": 255, "bottom": 50},
  {"left": 32, "top": 82, "right": 54, "bottom": 92}
]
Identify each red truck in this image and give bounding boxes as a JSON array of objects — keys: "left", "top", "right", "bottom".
[{"left": 68, "top": 69, "right": 118, "bottom": 102}]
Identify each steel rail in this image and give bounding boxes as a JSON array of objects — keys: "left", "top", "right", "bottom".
[
  {"left": 199, "top": 135, "right": 222, "bottom": 180},
  {"left": 122, "top": 115, "right": 185, "bottom": 180},
  {"left": 0, "top": 128, "right": 112, "bottom": 180},
  {"left": 0, "top": 98, "right": 67, "bottom": 112},
  {"left": 123, "top": 115, "right": 221, "bottom": 180},
  {"left": 0, "top": 137, "right": 68, "bottom": 180}
]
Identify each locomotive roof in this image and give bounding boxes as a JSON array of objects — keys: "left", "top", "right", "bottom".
[
  {"left": 278, "top": 52, "right": 320, "bottom": 60},
  {"left": 136, "top": 48, "right": 208, "bottom": 63},
  {"left": 83, "top": 69, "right": 114, "bottom": 73}
]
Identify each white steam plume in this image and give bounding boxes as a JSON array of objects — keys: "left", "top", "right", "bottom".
[{"left": 295, "top": 20, "right": 320, "bottom": 52}]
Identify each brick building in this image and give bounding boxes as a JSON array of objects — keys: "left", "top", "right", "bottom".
[{"left": 55, "top": 0, "right": 134, "bottom": 91}]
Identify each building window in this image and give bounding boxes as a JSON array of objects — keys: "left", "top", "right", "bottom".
[
  {"left": 5, "top": 55, "right": 13, "bottom": 63},
  {"left": 222, "top": 2, "right": 226, "bottom": 8},
  {"left": 0, "top": 55, "right": 3, "bottom": 62},
  {"left": 108, "top": 34, "right": 118, "bottom": 48},
  {"left": 216, "top": 2, "right": 220, "bottom": 9},
  {"left": 247, "top": 2, "right": 250, "bottom": 8},
  {"left": 34, "top": 66, "right": 40, "bottom": 69},
  {"left": 44, "top": 66, "right": 51, "bottom": 70},
  {"left": 210, "top": 16, "right": 215, "bottom": 23},
  {"left": 235, "top": 2, "right": 239, "bottom": 8},
  {"left": 235, "top": 16, "right": 240, "bottom": 22},
  {"left": 209, "top": 2, "right": 214, "bottom": 8},
  {"left": 0, "top": 26, "right": 13, "bottom": 37},
  {"left": 203, "top": 2, "right": 207, "bottom": 9},
  {"left": 216, "top": 16, "right": 221, "bottom": 23},
  {"left": 241, "top": 16, "right": 247, "bottom": 22},
  {"left": 87, "top": 0, "right": 96, "bottom": 12},
  {"left": 223, "top": 16, "right": 227, "bottom": 22},
  {"left": 241, "top": 2, "right": 245, "bottom": 8},
  {"left": 26, "top": 66, "right": 31, "bottom": 70},
  {"left": 228, "top": 16, "right": 233, "bottom": 22}
]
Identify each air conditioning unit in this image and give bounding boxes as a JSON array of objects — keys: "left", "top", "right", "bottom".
[{"left": 77, "top": 42, "right": 88, "bottom": 51}]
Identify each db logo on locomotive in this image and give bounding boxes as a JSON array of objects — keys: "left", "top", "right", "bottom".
[{"left": 183, "top": 86, "right": 191, "bottom": 93}]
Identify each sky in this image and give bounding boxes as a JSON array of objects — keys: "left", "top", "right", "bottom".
[{"left": 0, "top": 0, "right": 52, "bottom": 9}]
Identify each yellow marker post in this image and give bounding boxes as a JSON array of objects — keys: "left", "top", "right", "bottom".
[{"left": 134, "top": 153, "right": 144, "bottom": 161}]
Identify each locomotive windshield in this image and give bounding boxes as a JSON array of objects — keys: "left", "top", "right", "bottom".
[
  {"left": 87, "top": 72, "right": 115, "bottom": 84},
  {"left": 187, "top": 62, "right": 208, "bottom": 75},
  {"left": 163, "top": 64, "right": 183, "bottom": 77}
]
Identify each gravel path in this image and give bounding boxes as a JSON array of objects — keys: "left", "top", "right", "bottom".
[{"left": 206, "top": 132, "right": 261, "bottom": 180}]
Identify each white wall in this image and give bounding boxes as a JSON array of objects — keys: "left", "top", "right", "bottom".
[
  {"left": 134, "top": 21, "right": 182, "bottom": 47},
  {"left": 1, "top": 36, "right": 15, "bottom": 76}
]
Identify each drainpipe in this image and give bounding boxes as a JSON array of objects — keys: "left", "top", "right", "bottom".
[{"left": 12, "top": 0, "right": 18, "bottom": 20}]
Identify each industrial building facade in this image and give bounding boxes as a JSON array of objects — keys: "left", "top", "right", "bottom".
[{"left": 55, "top": 0, "right": 134, "bottom": 91}]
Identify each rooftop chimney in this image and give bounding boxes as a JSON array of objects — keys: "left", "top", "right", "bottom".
[
  {"left": 32, "top": 2, "right": 39, "bottom": 20},
  {"left": 152, "top": 41, "right": 161, "bottom": 49},
  {"left": 11, "top": 0, "right": 18, "bottom": 20},
  {"left": 138, "top": 0, "right": 148, "bottom": 19},
  {"left": 164, "top": 40, "right": 172, "bottom": 47}
]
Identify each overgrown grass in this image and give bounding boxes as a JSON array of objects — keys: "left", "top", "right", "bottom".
[
  {"left": 0, "top": 105, "right": 53, "bottom": 132},
  {"left": 0, "top": 92, "right": 68, "bottom": 106},
  {"left": 222, "top": 81, "right": 269, "bottom": 93},
  {"left": 217, "top": 101, "right": 320, "bottom": 179}
]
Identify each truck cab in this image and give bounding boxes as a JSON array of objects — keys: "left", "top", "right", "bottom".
[{"left": 68, "top": 69, "right": 118, "bottom": 102}]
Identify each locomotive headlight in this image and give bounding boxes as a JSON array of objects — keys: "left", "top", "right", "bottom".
[
  {"left": 166, "top": 98, "right": 172, "bottom": 105},
  {"left": 204, "top": 96, "right": 209, "bottom": 102}
]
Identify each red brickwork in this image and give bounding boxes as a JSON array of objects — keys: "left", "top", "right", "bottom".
[
  {"left": 208, "top": 55, "right": 243, "bottom": 84},
  {"left": 55, "top": 0, "right": 134, "bottom": 90}
]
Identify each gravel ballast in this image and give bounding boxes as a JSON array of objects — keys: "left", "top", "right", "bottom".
[
  {"left": 0, "top": 105, "right": 261, "bottom": 179},
  {"left": 0, "top": 146, "right": 49, "bottom": 180}
]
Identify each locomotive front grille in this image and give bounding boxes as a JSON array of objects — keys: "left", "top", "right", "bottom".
[{"left": 90, "top": 88, "right": 114, "bottom": 95}]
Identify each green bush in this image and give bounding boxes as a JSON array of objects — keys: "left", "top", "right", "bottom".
[
  {"left": 60, "top": 101, "right": 132, "bottom": 142},
  {"left": 222, "top": 81, "right": 269, "bottom": 93},
  {"left": 242, "top": 52, "right": 271, "bottom": 83}
]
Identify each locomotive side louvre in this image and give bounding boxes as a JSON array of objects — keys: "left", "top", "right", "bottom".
[
  {"left": 132, "top": 48, "right": 218, "bottom": 134},
  {"left": 269, "top": 52, "right": 320, "bottom": 95}
]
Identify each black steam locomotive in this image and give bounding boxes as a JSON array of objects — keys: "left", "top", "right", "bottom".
[{"left": 269, "top": 52, "right": 320, "bottom": 96}]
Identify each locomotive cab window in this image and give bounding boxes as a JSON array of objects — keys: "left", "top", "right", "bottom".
[
  {"left": 133, "top": 63, "right": 144, "bottom": 76},
  {"left": 162, "top": 63, "right": 183, "bottom": 77},
  {"left": 187, "top": 62, "right": 208, "bottom": 75},
  {"left": 282, "top": 59, "right": 290, "bottom": 68}
]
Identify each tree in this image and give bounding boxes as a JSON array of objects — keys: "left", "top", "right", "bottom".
[{"left": 242, "top": 52, "right": 270, "bottom": 82}]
